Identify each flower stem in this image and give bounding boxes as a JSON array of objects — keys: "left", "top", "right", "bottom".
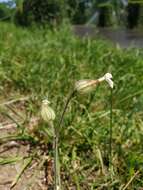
[
  {"left": 58, "top": 90, "right": 76, "bottom": 133},
  {"left": 109, "top": 89, "right": 113, "bottom": 176},
  {"left": 53, "top": 90, "right": 76, "bottom": 190},
  {"left": 54, "top": 134, "right": 60, "bottom": 190}
]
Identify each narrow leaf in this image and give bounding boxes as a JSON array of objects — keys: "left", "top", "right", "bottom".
[{"left": 11, "top": 157, "right": 32, "bottom": 189}]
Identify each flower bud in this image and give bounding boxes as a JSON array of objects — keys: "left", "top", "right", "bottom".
[
  {"left": 41, "top": 99, "right": 55, "bottom": 123},
  {"left": 75, "top": 79, "right": 99, "bottom": 94}
]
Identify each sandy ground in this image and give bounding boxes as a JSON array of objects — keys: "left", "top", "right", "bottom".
[
  {"left": 0, "top": 126, "right": 49, "bottom": 190},
  {"left": 0, "top": 98, "right": 50, "bottom": 190}
]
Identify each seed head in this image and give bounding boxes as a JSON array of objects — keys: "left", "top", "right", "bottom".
[{"left": 41, "top": 99, "right": 55, "bottom": 123}]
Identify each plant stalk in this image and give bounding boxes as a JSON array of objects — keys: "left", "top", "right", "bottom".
[
  {"left": 53, "top": 90, "right": 76, "bottom": 190},
  {"left": 54, "top": 134, "right": 61, "bottom": 190},
  {"left": 58, "top": 90, "right": 76, "bottom": 133},
  {"left": 109, "top": 89, "right": 113, "bottom": 175}
]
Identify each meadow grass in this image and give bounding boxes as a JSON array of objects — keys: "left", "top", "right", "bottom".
[{"left": 0, "top": 22, "right": 143, "bottom": 189}]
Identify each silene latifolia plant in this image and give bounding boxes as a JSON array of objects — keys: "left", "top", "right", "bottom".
[{"left": 41, "top": 73, "right": 114, "bottom": 190}]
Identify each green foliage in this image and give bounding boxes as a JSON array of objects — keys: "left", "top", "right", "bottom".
[
  {"left": 0, "top": 2, "right": 13, "bottom": 21},
  {"left": 67, "top": 0, "right": 88, "bottom": 24},
  {"left": 0, "top": 22, "right": 143, "bottom": 188},
  {"left": 1, "top": 0, "right": 143, "bottom": 28},
  {"left": 18, "top": 0, "right": 66, "bottom": 26}
]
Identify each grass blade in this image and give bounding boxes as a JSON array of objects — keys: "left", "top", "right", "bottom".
[
  {"left": 10, "top": 157, "right": 33, "bottom": 189},
  {"left": 0, "top": 156, "right": 23, "bottom": 165}
]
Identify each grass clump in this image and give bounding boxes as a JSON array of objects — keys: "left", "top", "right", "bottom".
[{"left": 0, "top": 22, "right": 143, "bottom": 189}]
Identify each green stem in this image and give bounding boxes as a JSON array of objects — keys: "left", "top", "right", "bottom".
[
  {"left": 109, "top": 89, "right": 113, "bottom": 172},
  {"left": 53, "top": 90, "right": 76, "bottom": 190},
  {"left": 73, "top": 173, "right": 81, "bottom": 190},
  {"left": 54, "top": 135, "right": 61, "bottom": 190},
  {"left": 58, "top": 90, "right": 76, "bottom": 133}
]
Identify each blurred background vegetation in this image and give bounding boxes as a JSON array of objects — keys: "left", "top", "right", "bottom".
[{"left": 0, "top": 0, "right": 143, "bottom": 29}]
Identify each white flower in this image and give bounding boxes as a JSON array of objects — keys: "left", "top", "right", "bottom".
[
  {"left": 41, "top": 99, "right": 55, "bottom": 122},
  {"left": 98, "top": 73, "right": 114, "bottom": 89},
  {"left": 75, "top": 73, "right": 114, "bottom": 95}
]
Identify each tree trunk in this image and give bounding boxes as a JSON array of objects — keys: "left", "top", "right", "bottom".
[
  {"left": 127, "top": 3, "right": 140, "bottom": 29},
  {"left": 98, "top": 6, "right": 112, "bottom": 27}
]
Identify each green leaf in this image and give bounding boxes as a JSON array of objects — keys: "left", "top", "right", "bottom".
[
  {"left": 11, "top": 157, "right": 33, "bottom": 189},
  {"left": 0, "top": 156, "right": 23, "bottom": 165}
]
